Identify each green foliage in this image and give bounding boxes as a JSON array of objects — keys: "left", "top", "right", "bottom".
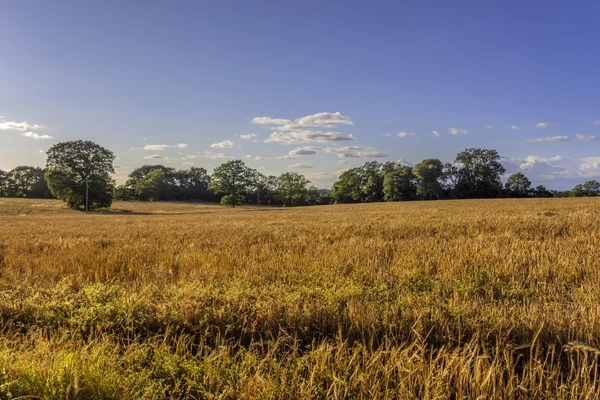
[
  {"left": 505, "top": 172, "right": 532, "bottom": 197},
  {"left": 209, "top": 160, "right": 257, "bottom": 207},
  {"left": 452, "top": 148, "right": 506, "bottom": 198},
  {"left": 275, "top": 172, "right": 312, "bottom": 206},
  {"left": 413, "top": 159, "right": 444, "bottom": 199},
  {"left": 45, "top": 140, "right": 115, "bottom": 210},
  {"left": 1, "top": 166, "right": 50, "bottom": 198},
  {"left": 383, "top": 165, "right": 417, "bottom": 201}
]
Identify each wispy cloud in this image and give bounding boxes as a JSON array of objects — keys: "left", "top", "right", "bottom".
[
  {"left": 264, "top": 130, "right": 354, "bottom": 145},
  {"left": 240, "top": 133, "right": 258, "bottom": 140},
  {"left": 143, "top": 143, "right": 188, "bottom": 151},
  {"left": 536, "top": 122, "right": 550, "bottom": 128},
  {"left": 143, "top": 154, "right": 167, "bottom": 159},
  {"left": 594, "top": 120, "right": 600, "bottom": 125},
  {"left": 210, "top": 140, "right": 235, "bottom": 149},
  {"left": 576, "top": 134, "right": 600, "bottom": 141},
  {"left": 449, "top": 127, "right": 468, "bottom": 135},
  {"left": 253, "top": 112, "right": 353, "bottom": 131},
  {"left": 0, "top": 120, "right": 44, "bottom": 131},
  {"left": 243, "top": 154, "right": 269, "bottom": 161},
  {"left": 22, "top": 132, "right": 52, "bottom": 140},
  {"left": 526, "top": 135, "right": 570, "bottom": 143},
  {"left": 485, "top": 125, "right": 493, "bottom": 129},
  {"left": 505, "top": 125, "right": 520, "bottom": 130},
  {"left": 432, "top": 130, "right": 440, "bottom": 137},
  {"left": 185, "top": 151, "right": 230, "bottom": 160},
  {"left": 287, "top": 162, "right": 313, "bottom": 169},
  {"left": 397, "top": 131, "right": 416, "bottom": 138}
]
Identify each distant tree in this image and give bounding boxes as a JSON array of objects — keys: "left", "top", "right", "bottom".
[
  {"left": 135, "top": 169, "right": 173, "bottom": 201},
  {"left": 331, "top": 167, "right": 363, "bottom": 203},
  {"left": 0, "top": 169, "right": 6, "bottom": 197},
  {"left": 127, "top": 165, "right": 177, "bottom": 188},
  {"left": 45, "top": 140, "right": 115, "bottom": 210},
  {"left": 570, "top": 184, "right": 586, "bottom": 197},
  {"left": 253, "top": 174, "right": 279, "bottom": 205},
  {"left": 413, "top": 159, "right": 444, "bottom": 199},
  {"left": 452, "top": 148, "right": 505, "bottom": 198},
  {"left": 113, "top": 184, "right": 136, "bottom": 201},
  {"left": 4, "top": 166, "right": 49, "bottom": 198},
  {"left": 583, "top": 180, "right": 600, "bottom": 196},
  {"left": 276, "top": 172, "right": 312, "bottom": 206},
  {"left": 505, "top": 172, "right": 531, "bottom": 197},
  {"left": 532, "top": 185, "right": 552, "bottom": 198},
  {"left": 177, "top": 167, "right": 210, "bottom": 190},
  {"left": 209, "top": 160, "right": 256, "bottom": 207},
  {"left": 383, "top": 165, "right": 417, "bottom": 201}
]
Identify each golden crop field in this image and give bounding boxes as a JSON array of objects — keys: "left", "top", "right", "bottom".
[{"left": 1, "top": 197, "right": 600, "bottom": 399}]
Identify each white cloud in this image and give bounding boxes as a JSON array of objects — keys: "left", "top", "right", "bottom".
[
  {"left": 449, "top": 127, "right": 468, "bottom": 135},
  {"left": 143, "top": 144, "right": 170, "bottom": 151},
  {"left": 264, "top": 130, "right": 354, "bottom": 145},
  {"left": 356, "top": 151, "right": 388, "bottom": 158},
  {"left": 397, "top": 131, "right": 416, "bottom": 138},
  {"left": 181, "top": 162, "right": 194, "bottom": 166},
  {"left": 211, "top": 140, "right": 235, "bottom": 149},
  {"left": 485, "top": 125, "right": 493, "bottom": 129},
  {"left": 143, "top": 143, "right": 188, "bottom": 151},
  {"left": 240, "top": 133, "right": 259, "bottom": 140},
  {"left": 276, "top": 146, "right": 321, "bottom": 159},
  {"left": 243, "top": 154, "right": 269, "bottom": 161},
  {"left": 505, "top": 125, "right": 520, "bottom": 130},
  {"left": 396, "top": 159, "right": 415, "bottom": 167},
  {"left": 594, "top": 121, "right": 600, "bottom": 125},
  {"left": 286, "top": 146, "right": 321, "bottom": 157},
  {"left": 578, "top": 162, "right": 600, "bottom": 177},
  {"left": 287, "top": 162, "right": 313, "bottom": 169},
  {"left": 526, "top": 135, "right": 570, "bottom": 143},
  {"left": 188, "top": 151, "right": 231, "bottom": 160},
  {"left": 432, "top": 130, "right": 440, "bottom": 137},
  {"left": 143, "top": 154, "right": 167, "bottom": 159},
  {"left": 337, "top": 160, "right": 348, "bottom": 164},
  {"left": 337, "top": 152, "right": 362, "bottom": 158},
  {"left": 38, "top": 150, "right": 44, "bottom": 153},
  {"left": 536, "top": 122, "right": 550, "bottom": 128},
  {"left": 253, "top": 112, "right": 353, "bottom": 131},
  {"left": 323, "top": 146, "right": 373, "bottom": 154},
  {"left": 22, "top": 132, "right": 52, "bottom": 140},
  {"left": 0, "top": 120, "right": 44, "bottom": 131},
  {"left": 576, "top": 134, "right": 600, "bottom": 142}
]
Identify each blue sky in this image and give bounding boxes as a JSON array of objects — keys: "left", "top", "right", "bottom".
[{"left": 1, "top": 0, "right": 599, "bottom": 189}]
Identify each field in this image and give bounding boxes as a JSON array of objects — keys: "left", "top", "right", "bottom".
[{"left": 1, "top": 197, "right": 600, "bottom": 399}]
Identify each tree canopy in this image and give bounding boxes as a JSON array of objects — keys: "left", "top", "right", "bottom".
[{"left": 45, "top": 140, "right": 115, "bottom": 210}]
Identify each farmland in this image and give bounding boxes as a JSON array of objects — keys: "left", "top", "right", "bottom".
[{"left": 0, "top": 197, "right": 599, "bottom": 399}]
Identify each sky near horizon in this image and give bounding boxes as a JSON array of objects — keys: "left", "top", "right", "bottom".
[{"left": 1, "top": 0, "right": 600, "bottom": 189}]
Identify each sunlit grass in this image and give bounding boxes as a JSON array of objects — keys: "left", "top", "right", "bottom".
[{"left": 1, "top": 198, "right": 599, "bottom": 398}]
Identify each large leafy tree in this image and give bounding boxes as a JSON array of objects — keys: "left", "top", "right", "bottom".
[
  {"left": 383, "top": 165, "right": 417, "bottom": 201},
  {"left": 505, "top": 172, "right": 531, "bottom": 197},
  {"left": 0, "top": 170, "right": 7, "bottom": 197},
  {"left": 413, "top": 159, "right": 444, "bottom": 199},
  {"left": 4, "top": 166, "right": 49, "bottom": 198},
  {"left": 582, "top": 180, "right": 600, "bottom": 196},
  {"left": 276, "top": 172, "right": 312, "bottom": 206},
  {"left": 451, "top": 148, "right": 506, "bottom": 198},
  {"left": 135, "top": 169, "right": 173, "bottom": 201},
  {"left": 209, "top": 160, "right": 256, "bottom": 207},
  {"left": 45, "top": 140, "right": 115, "bottom": 210}
]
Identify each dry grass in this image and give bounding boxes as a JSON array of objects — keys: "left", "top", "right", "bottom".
[{"left": 1, "top": 197, "right": 599, "bottom": 399}]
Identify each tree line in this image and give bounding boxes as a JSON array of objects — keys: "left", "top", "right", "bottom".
[{"left": 1, "top": 141, "right": 598, "bottom": 210}]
